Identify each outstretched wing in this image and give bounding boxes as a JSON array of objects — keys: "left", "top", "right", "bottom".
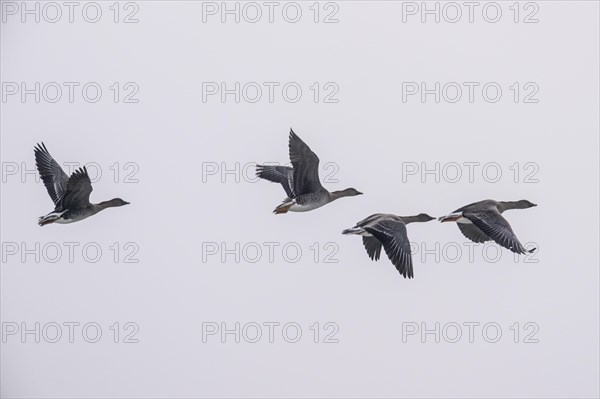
[
  {"left": 61, "top": 167, "right": 93, "bottom": 209},
  {"left": 256, "top": 164, "right": 295, "bottom": 198},
  {"left": 464, "top": 210, "right": 533, "bottom": 254},
  {"left": 364, "top": 220, "right": 414, "bottom": 278},
  {"left": 362, "top": 236, "right": 383, "bottom": 261},
  {"left": 457, "top": 223, "right": 491, "bottom": 244},
  {"left": 288, "top": 129, "right": 324, "bottom": 196},
  {"left": 34, "top": 143, "right": 69, "bottom": 206}
]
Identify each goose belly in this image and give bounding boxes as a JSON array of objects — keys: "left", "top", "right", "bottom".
[
  {"left": 56, "top": 210, "right": 92, "bottom": 223},
  {"left": 289, "top": 202, "right": 325, "bottom": 212},
  {"left": 55, "top": 217, "right": 78, "bottom": 224}
]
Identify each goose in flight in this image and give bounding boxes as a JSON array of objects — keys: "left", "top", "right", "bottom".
[
  {"left": 438, "top": 199, "right": 537, "bottom": 254},
  {"left": 256, "top": 129, "right": 362, "bottom": 214},
  {"left": 343, "top": 213, "right": 435, "bottom": 278},
  {"left": 34, "top": 143, "right": 129, "bottom": 226}
]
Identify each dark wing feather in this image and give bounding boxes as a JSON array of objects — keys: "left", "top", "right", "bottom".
[
  {"left": 464, "top": 210, "right": 532, "bottom": 254},
  {"left": 364, "top": 220, "right": 414, "bottom": 278},
  {"left": 34, "top": 143, "right": 69, "bottom": 206},
  {"left": 288, "top": 129, "right": 324, "bottom": 196},
  {"left": 457, "top": 223, "right": 491, "bottom": 243},
  {"left": 256, "top": 164, "right": 294, "bottom": 198},
  {"left": 362, "top": 236, "right": 383, "bottom": 261},
  {"left": 61, "top": 167, "right": 93, "bottom": 209}
]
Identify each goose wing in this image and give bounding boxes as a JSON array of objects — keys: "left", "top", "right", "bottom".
[
  {"left": 464, "top": 210, "right": 532, "bottom": 254},
  {"left": 288, "top": 129, "right": 324, "bottom": 196},
  {"left": 364, "top": 220, "right": 414, "bottom": 278},
  {"left": 34, "top": 143, "right": 69, "bottom": 207},
  {"left": 362, "top": 236, "right": 383, "bottom": 261},
  {"left": 457, "top": 223, "right": 491, "bottom": 243},
  {"left": 61, "top": 166, "right": 93, "bottom": 209},
  {"left": 256, "top": 164, "right": 295, "bottom": 198}
]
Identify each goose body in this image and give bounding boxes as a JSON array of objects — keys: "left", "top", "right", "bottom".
[
  {"left": 439, "top": 199, "right": 537, "bottom": 254},
  {"left": 256, "top": 129, "right": 362, "bottom": 214},
  {"left": 276, "top": 190, "right": 332, "bottom": 212},
  {"left": 343, "top": 213, "right": 435, "bottom": 279},
  {"left": 34, "top": 143, "right": 129, "bottom": 226}
]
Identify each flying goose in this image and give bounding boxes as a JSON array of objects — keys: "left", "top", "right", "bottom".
[
  {"left": 34, "top": 143, "right": 129, "bottom": 226},
  {"left": 256, "top": 129, "right": 362, "bottom": 214},
  {"left": 343, "top": 213, "right": 435, "bottom": 278},
  {"left": 438, "top": 199, "right": 537, "bottom": 254}
]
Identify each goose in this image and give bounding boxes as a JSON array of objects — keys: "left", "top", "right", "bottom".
[
  {"left": 438, "top": 199, "right": 537, "bottom": 254},
  {"left": 343, "top": 213, "right": 435, "bottom": 278},
  {"left": 34, "top": 143, "right": 129, "bottom": 226},
  {"left": 256, "top": 129, "right": 362, "bottom": 214}
]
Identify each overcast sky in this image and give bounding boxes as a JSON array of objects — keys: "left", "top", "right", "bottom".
[{"left": 1, "top": 1, "right": 599, "bottom": 398}]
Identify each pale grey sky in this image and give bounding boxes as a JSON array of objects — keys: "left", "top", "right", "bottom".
[{"left": 1, "top": 1, "right": 599, "bottom": 398}]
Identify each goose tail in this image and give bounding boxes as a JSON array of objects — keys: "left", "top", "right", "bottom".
[
  {"left": 342, "top": 226, "right": 364, "bottom": 235},
  {"left": 274, "top": 199, "right": 294, "bottom": 214},
  {"left": 38, "top": 212, "right": 61, "bottom": 226},
  {"left": 438, "top": 212, "right": 462, "bottom": 222}
]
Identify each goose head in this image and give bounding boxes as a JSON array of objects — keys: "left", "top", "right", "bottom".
[
  {"left": 415, "top": 213, "right": 436, "bottom": 222},
  {"left": 339, "top": 188, "right": 363, "bottom": 197},
  {"left": 110, "top": 198, "right": 130, "bottom": 207},
  {"left": 516, "top": 200, "right": 537, "bottom": 209}
]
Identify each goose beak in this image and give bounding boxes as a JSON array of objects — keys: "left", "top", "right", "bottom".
[
  {"left": 124, "top": 201, "right": 131, "bottom": 205},
  {"left": 357, "top": 191, "right": 363, "bottom": 195}
]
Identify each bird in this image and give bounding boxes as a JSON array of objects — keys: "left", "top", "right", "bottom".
[
  {"left": 342, "top": 213, "right": 436, "bottom": 278},
  {"left": 256, "top": 128, "right": 362, "bottom": 214},
  {"left": 34, "top": 143, "right": 130, "bottom": 226},
  {"left": 438, "top": 199, "right": 537, "bottom": 254}
]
